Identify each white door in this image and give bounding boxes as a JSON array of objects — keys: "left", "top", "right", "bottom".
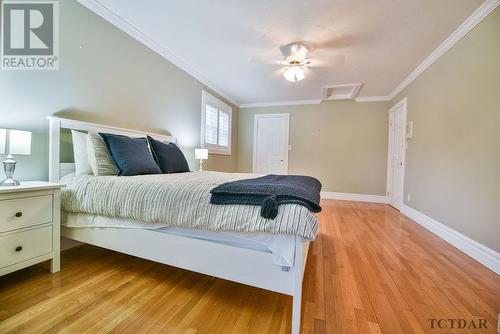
[
  {"left": 387, "top": 99, "right": 407, "bottom": 210},
  {"left": 253, "top": 114, "right": 289, "bottom": 175}
]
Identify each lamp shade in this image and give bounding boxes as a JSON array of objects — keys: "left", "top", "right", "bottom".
[
  {"left": 0, "top": 129, "right": 5, "bottom": 154},
  {"left": 0, "top": 129, "right": 32, "bottom": 155},
  {"left": 195, "top": 148, "right": 208, "bottom": 160}
]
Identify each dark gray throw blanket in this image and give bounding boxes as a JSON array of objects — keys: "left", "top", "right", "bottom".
[{"left": 210, "top": 174, "right": 322, "bottom": 219}]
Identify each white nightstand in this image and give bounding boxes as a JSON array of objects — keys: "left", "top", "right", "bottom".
[{"left": 0, "top": 181, "right": 63, "bottom": 276}]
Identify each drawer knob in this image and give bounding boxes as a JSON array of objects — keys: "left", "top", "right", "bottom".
[
  {"left": 15, "top": 212, "right": 23, "bottom": 218},
  {"left": 15, "top": 246, "right": 23, "bottom": 252}
]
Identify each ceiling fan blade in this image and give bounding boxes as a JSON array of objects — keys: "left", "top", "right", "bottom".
[
  {"left": 248, "top": 54, "right": 282, "bottom": 66},
  {"left": 306, "top": 34, "right": 354, "bottom": 51},
  {"left": 307, "top": 53, "right": 345, "bottom": 68}
]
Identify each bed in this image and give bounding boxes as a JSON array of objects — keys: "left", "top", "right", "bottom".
[{"left": 48, "top": 116, "right": 319, "bottom": 333}]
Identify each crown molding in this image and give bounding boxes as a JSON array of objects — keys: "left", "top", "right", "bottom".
[
  {"left": 77, "top": 0, "right": 498, "bottom": 109},
  {"left": 239, "top": 99, "right": 322, "bottom": 108},
  {"left": 75, "top": 0, "right": 240, "bottom": 107},
  {"left": 354, "top": 96, "right": 392, "bottom": 102},
  {"left": 243, "top": 0, "right": 499, "bottom": 108},
  {"left": 387, "top": 0, "right": 500, "bottom": 100},
  {"left": 240, "top": 95, "right": 392, "bottom": 107}
]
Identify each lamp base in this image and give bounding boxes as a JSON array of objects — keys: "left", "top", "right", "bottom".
[
  {"left": 1, "top": 154, "right": 20, "bottom": 187},
  {"left": 0, "top": 178, "right": 20, "bottom": 187}
]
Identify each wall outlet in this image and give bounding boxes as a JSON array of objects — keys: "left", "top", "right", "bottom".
[{"left": 407, "top": 194, "right": 411, "bottom": 202}]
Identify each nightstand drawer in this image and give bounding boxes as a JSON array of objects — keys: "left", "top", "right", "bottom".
[
  {"left": 0, "top": 225, "right": 53, "bottom": 268},
  {"left": 0, "top": 195, "right": 53, "bottom": 232}
]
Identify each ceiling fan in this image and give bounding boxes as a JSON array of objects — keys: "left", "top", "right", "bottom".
[
  {"left": 249, "top": 38, "right": 348, "bottom": 82},
  {"left": 281, "top": 43, "right": 310, "bottom": 82}
]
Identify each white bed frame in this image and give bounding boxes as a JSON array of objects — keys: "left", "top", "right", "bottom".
[{"left": 48, "top": 116, "right": 309, "bottom": 333}]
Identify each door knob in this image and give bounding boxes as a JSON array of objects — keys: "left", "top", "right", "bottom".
[
  {"left": 15, "top": 246, "right": 23, "bottom": 252},
  {"left": 15, "top": 212, "right": 23, "bottom": 218}
]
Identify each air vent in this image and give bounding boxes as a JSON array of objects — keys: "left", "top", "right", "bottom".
[{"left": 322, "top": 84, "right": 362, "bottom": 101}]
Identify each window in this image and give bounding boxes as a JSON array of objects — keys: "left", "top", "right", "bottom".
[{"left": 201, "top": 91, "right": 232, "bottom": 155}]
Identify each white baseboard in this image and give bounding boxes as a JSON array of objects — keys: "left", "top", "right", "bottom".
[
  {"left": 321, "top": 191, "right": 388, "bottom": 204},
  {"left": 401, "top": 204, "right": 500, "bottom": 275}
]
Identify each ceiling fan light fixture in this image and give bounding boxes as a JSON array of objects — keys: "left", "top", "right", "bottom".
[
  {"left": 283, "top": 66, "right": 305, "bottom": 82},
  {"left": 282, "top": 43, "right": 309, "bottom": 82},
  {"left": 289, "top": 44, "right": 308, "bottom": 63}
]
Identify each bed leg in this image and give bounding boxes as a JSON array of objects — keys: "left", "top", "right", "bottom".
[
  {"left": 292, "top": 288, "right": 302, "bottom": 334},
  {"left": 291, "top": 238, "right": 305, "bottom": 334}
]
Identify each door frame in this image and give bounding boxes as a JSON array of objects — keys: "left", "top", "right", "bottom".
[
  {"left": 252, "top": 113, "right": 290, "bottom": 174},
  {"left": 386, "top": 97, "right": 407, "bottom": 210}
]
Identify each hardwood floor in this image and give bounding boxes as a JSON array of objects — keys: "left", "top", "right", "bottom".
[{"left": 1, "top": 200, "right": 499, "bottom": 333}]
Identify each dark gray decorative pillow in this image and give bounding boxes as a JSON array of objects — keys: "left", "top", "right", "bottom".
[
  {"left": 100, "top": 133, "right": 161, "bottom": 176},
  {"left": 147, "top": 136, "right": 190, "bottom": 174}
]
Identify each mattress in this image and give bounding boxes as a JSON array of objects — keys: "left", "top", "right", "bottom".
[
  {"left": 63, "top": 212, "right": 297, "bottom": 266},
  {"left": 60, "top": 171, "right": 318, "bottom": 240}
]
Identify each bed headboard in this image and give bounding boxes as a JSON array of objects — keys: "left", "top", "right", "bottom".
[{"left": 48, "top": 116, "right": 177, "bottom": 182}]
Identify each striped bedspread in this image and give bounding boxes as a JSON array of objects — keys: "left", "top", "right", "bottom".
[{"left": 60, "top": 171, "right": 318, "bottom": 240}]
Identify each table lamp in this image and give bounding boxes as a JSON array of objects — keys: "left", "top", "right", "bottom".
[
  {"left": 194, "top": 148, "right": 208, "bottom": 171},
  {"left": 0, "top": 129, "right": 32, "bottom": 187}
]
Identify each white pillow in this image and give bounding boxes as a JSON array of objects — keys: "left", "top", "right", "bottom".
[
  {"left": 86, "top": 132, "right": 119, "bottom": 176},
  {"left": 71, "top": 130, "right": 93, "bottom": 175}
]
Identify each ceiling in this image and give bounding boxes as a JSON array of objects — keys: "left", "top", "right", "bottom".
[{"left": 90, "top": 0, "right": 485, "bottom": 105}]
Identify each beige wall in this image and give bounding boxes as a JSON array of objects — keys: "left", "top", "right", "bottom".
[
  {"left": 238, "top": 101, "right": 389, "bottom": 194},
  {"left": 0, "top": 0, "right": 238, "bottom": 181},
  {"left": 392, "top": 8, "right": 500, "bottom": 251}
]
